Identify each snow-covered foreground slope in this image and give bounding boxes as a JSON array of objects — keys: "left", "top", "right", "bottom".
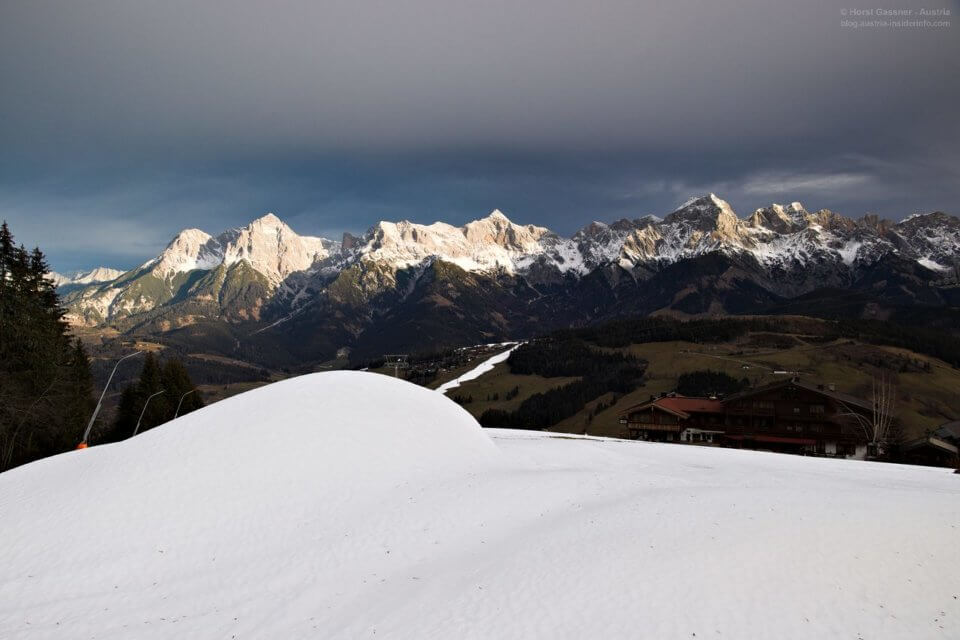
[{"left": 1, "top": 373, "right": 958, "bottom": 639}]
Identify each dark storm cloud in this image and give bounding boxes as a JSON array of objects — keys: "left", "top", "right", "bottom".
[{"left": 1, "top": 0, "right": 958, "bottom": 269}]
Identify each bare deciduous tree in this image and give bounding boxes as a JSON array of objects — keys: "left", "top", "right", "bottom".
[{"left": 838, "top": 375, "right": 897, "bottom": 454}]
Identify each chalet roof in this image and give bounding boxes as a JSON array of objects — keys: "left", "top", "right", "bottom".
[
  {"left": 902, "top": 436, "right": 959, "bottom": 456},
  {"left": 621, "top": 395, "right": 724, "bottom": 420},
  {"left": 934, "top": 420, "right": 960, "bottom": 441},
  {"left": 657, "top": 396, "right": 724, "bottom": 415},
  {"left": 724, "top": 378, "right": 873, "bottom": 412}
]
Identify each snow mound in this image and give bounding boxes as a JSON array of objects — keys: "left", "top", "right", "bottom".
[
  {"left": 3, "top": 376, "right": 959, "bottom": 639},
  {"left": 4, "top": 371, "right": 499, "bottom": 496},
  {"left": 0, "top": 372, "right": 503, "bottom": 637}
]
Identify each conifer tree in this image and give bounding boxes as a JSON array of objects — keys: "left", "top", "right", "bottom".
[
  {"left": 0, "top": 221, "right": 96, "bottom": 471},
  {"left": 161, "top": 359, "right": 204, "bottom": 417},
  {"left": 111, "top": 355, "right": 203, "bottom": 438}
]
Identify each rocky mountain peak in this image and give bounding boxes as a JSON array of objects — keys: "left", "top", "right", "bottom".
[
  {"left": 341, "top": 232, "right": 361, "bottom": 253},
  {"left": 575, "top": 221, "right": 612, "bottom": 239},
  {"left": 60, "top": 202, "right": 960, "bottom": 331},
  {"left": 462, "top": 211, "right": 551, "bottom": 251},
  {"left": 857, "top": 213, "right": 896, "bottom": 234},
  {"left": 73, "top": 266, "right": 125, "bottom": 284},
  {"left": 219, "top": 214, "right": 333, "bottom": 283},
  {"left": 48, "top": 266, "right": 125, "bottom": 288},
  {"left": 665, "top": 194, "right": 739, "bottom": 228},
  {"left": 142, "top": 214, "right": 335, "bottom": 283},
  {"left": 899, "top": 211, "right": 958, "bottom": 230},
  {"left": 484, "top": 209, "right": 510, "bottom": 223},
  {"left": 748, "top": 202, "right": 810, "bottom": 233},
  {"left": 152, "top": 228, "right": 221, "bottom": 277},
  {"left": 244, "top": 212, "right": 284, "bottom": 228}
]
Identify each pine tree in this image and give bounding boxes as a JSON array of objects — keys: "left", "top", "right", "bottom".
[
  {"left": 162, "top": 359, "right": 204, "bottom": 418},
  {"left": 0, "top": 222, "right": 96, "bottom": 470},
  {"left": 133, "top": 353, "right": 168, "bottom": 433},
  {"left": 111, "top": 355, "right": 203, "bottom": 438},
  {"left": 108, "top": 385, "right": 141, "bottom": 442}
]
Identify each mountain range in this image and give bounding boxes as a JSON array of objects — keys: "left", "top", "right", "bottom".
[
  {"left": 49, "top": 267, "right": 126, "bottom": 293},
  {"left": 60, "top": 194, "right": 960, "bottom": 367}
]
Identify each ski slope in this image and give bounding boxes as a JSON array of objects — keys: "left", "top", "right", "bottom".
[
  {"left": 436, "top": 342, "right": 521, "bottom": 394},
  {"left": 1, "top": 371, "right": 958, "bottom": 639}
]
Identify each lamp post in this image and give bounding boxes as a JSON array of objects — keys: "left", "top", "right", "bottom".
[
  {"left": 132, "top": 390, "right": 166, "bottom": 437},
  {"left": 79, "top": 350, "right": 143, "bottom": 448},
  {"left": 174, "top": 389, "right": 197, "bottom": 419}
]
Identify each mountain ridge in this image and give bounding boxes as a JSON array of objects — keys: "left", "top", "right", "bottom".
[{"left": 59, "top": 195, "right": 960, "bottom": 366}]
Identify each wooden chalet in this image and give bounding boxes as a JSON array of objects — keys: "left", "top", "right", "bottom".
[
  {"left": 900, "top": 436, "right": 959, "bottom": 468},
  {"left": 619, "top": 378, "right": 873, "bottom": 457},
  {"left": 933, "top": 420, "right": 960, "bottom": 446},
  {"left": 720, "top": 378, "right": 871, "bottom": 456},
  {"left": 620, "top": 395, "right": 724, "bottom": 443}
]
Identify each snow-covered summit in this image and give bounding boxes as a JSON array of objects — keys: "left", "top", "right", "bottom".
[
  {"left": 150, "top": 228, "right": 221, "bottom": 276},
  {"left": 355, "top": 209, "right": 582, "bottom": 274},
  {"left": 61, "top": 201, "right": 960, "bottom": 327},
  {"left": 140, "top": 214, "right": 336, "bottom": 283},
  {"left": 747, "top": 202, "right": 810, "bottom": 233},
  {"left": 218, "top": 213, "right": 335, "bottom": 284},
  {"left": 48, "top": 266, "right": 125, "bottom": 287},
  {"left": 610, "top": 195, "right": 959, "bottom": 277},
  {"left": 665, "top": 193, "right": 739, "bottom": 226},
  {"left": 61, "top": 213, "right": 339, "bottom": 326}
]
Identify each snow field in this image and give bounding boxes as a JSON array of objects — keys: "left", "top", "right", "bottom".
[{"left": 1, "top": 372, "right": 958, "bottom": 639}]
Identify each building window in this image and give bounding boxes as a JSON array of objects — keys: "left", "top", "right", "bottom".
[
  {"left": 793, "top": 407, "right": 800, "bottom": 414},
  {"left": 810, "top": 405, "right": 825, "bottom": 415}
]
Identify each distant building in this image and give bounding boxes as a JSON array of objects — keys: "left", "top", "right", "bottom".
[
  {"left": 898, "top": 421, "right": 960, "bottom": 468},
  {"left": 933, "top": 420, "right": 960, "bottom": 446},
  {"left": 721, "top": 378, "right": 871, "bottom": 457},
  {"left": 619, "top": 378, "right": 873, "bottom": 458},
  {"left": 900, "top": 436, "right": 959, "bottom": 468},
  {"left": 620, "top": 396, "right": 724, "bottom": 442}
]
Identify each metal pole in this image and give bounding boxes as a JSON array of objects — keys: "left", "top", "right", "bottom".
[
  {"left": 132, "top": 390, "right": 166, "bottom": 437},
  {"left": 174, "top": 389, "right": 197, "bottom": 419},
  {"left": 80, "top": 350, "right": 143, "bottom": 446}
]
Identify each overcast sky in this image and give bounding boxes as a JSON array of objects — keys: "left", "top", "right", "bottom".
[{"left": 1, "top": 0, "right": 958, "bottom": 271}]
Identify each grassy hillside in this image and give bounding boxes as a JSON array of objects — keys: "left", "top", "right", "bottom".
[
  {"left": 439, "top": 363, "right": 579, "bottom": 416},
  {"left": 449, "top": 324, "right": 960, "bottom": 440}
]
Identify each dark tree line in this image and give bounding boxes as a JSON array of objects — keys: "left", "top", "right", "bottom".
[
  {"left": 832, "top": 319, "right": 960, "bottom": 368},
  {"left": 480, "top": 336, "right": 645, "bottom": 429},
  {"left": 0, "top": 221, "right": 95, "bottom": 471},
  {"left": 676, "top": 370, "right": 749, "bottom": 397},
  {"left": 102, "top": 353, "right": 204, "bottom": 442},
  {"left": 555, "top": 316, "right": 758, "bottom": 349},
  {"left": 506, "top": 338, "right": 640, "bottom": 378},
  {"left": 538, "top": 315, "right": 960, "bottom": 368}
]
